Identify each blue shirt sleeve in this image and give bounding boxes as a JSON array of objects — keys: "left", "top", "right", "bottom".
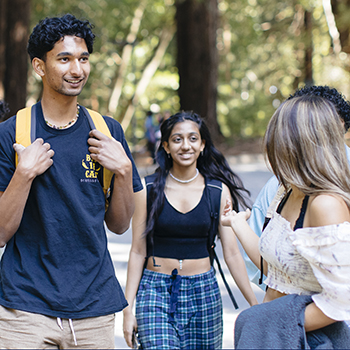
[
  {"left": 248, "top": 175, "right": 279, "bottom": 236},
  {"left": 0, "top": 116, "right": 16, "bottom": 192}
]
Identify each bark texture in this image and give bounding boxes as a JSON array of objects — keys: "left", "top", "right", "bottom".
[
  {"left": 1, "top": 0, "right": 31, "bottom": 119},
  {"left": 176, "top": 0, "right": 221, "bottom": 142}
]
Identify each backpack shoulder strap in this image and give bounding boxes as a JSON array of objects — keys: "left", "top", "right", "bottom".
[
  {"left": 145, "top": 173, "right": 157, "bottom": 214},
  {"left": 207, "top": 178, "right": 239, "bottom": 310},
  {"left": 15, "top": 106, "right": 36, "bottom": 166},
  {"left": 84, "top": 107, "right": 113, "bottom": 139},
  {"left": 143, "top": 173, "right": 160, "bottom": 267},
  {"left": 80, "top": 106, "right": 113, "bottom": 199},
  {"left": 145, "top": 173, "right": 157, "bottom": 187},
  {"left": 206, "top": 179, "right": 222, "bottom": 249}
]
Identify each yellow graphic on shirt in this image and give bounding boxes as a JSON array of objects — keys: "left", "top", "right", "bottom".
[{"left": 82, "top": 154, "right": 101, "bottom": 179}]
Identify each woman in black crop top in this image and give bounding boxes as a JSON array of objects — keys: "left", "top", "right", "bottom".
[{"left": 123, "top": 112, "right": 258, "bottom": 349}]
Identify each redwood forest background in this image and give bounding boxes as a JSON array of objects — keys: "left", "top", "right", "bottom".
[{"left": 1, "top": 0, "right": 350, "bottom": 149}]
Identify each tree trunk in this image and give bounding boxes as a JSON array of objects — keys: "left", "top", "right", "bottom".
[
  {"left": 331, "top": 0, "right": 350, "bottom": 53},
  {"left": 2, "top": 0, "right": 31, "bottom": 118},
  {"left": 175, "top": 0, "right": 221, "bottom": 142},
  {"left": 0, "top": 0, "right": 8, "bottom": 100},
  {"left": 304, "top": 10, "right": 313, "bottom": 86}
]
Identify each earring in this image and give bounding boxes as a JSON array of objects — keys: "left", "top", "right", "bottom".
[
  {"left": 201, "top": 150, "right": 204, "bottom": 156},
  {"left": 167, "top": 153, "right": 170, "bottom": 159}
]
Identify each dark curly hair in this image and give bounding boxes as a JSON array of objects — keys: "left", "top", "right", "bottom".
[
  {"left": 27, "top": 14, "right": 95, "bottom": 61},
  {"left": 288, "top": 85, "right": 350, "bottom": 131},
  {"left": 0, "top": 100, "right": 10, "bottom": 121},
  {"left": 144, "top": 111, "right": 251, "bottom": 238}
]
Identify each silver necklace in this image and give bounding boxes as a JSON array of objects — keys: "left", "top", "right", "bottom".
[{"left": 169, "top": 168, "right": 199, "bottom": 183}]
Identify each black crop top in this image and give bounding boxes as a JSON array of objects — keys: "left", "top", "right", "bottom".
[
  {"left": 276, "top": 190, "right": 310, "bottom": 230},
  {"left": 147, "top": 187, "right": 212, "bottom": 260}
]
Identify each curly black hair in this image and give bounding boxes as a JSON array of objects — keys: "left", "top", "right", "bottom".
[
  {"left": 27, "top": 14, "right": 95, "bottom": 61},
  {"left": 0, "top": 100, "right": 10, "bottom": 121},
  {"left": 288, "top": 85, "right": 350, "bottom": 131}
]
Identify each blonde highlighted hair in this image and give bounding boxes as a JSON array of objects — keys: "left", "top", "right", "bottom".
[{"left": 264, "top": 95, "right": 350, "bottom": 207}]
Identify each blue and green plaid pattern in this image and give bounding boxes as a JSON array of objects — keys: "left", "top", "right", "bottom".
[{"left": 136, "top": 268, "right": 223, "bottom": 349}]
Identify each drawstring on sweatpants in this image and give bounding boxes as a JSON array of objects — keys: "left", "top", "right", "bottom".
[
  {"left": 69, "top": 319, "right": 77, "bottom": 346},
  {"left": 57, "top": 317, "right": 64, "bottom": 331},
  {"left": 56, "top": 317, "right": 78, "bottom": 346},
  {"left": 169, "top": 268, "right": 182, "bottom": 324}
]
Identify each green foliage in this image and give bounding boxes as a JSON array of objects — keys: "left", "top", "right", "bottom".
[
  {"left": 29, "top": 0, "right": 350, "bottom": 144},
  {"left": 217, "top": 0, "right": 350, "bottom": 139},
  {"left": 29, "top": 0, "right": 178, "bottom": 145}
]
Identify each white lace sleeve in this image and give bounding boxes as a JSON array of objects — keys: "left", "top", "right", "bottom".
[{"left": 289, "top": 222, "right": 350, "bottom": 321}]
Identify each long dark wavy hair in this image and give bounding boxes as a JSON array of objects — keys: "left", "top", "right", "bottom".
[{"left": 144, "top": 111, "right": 251, "bottom": 238}]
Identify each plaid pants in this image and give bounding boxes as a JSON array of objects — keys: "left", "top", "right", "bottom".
[{"left": 136, "top": 268, "right": 223, "bottom": 349}]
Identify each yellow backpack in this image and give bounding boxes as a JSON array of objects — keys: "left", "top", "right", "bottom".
[{"left": 15, "top": 105, "right": 114, "bottom": 208}]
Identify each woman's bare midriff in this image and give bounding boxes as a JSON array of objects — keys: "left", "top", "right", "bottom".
[
  {"left": 146, "top": 256, "right": 211, "bottom": 276},
  {"left": 263, "top": 286, "right": 288, "bottom": 303}
]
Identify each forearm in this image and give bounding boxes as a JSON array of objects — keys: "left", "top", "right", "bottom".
[
  {"left": 105, "top": 172, "right": 134, "bottom": 234},
  {"left": 124, "top": 250, "right": 146, "bottom": 314},
  {"left": 304, "top": 303, "right": 336, "bottom": 332},
  {"left": 225, "top": 252, "right": 258, "bottom": 306},
  {"left": 231, "top": 220, "right": 261, "bottom": 269},
  {"left": 0, "top": 171, "right": 33, "bottom": 246}
]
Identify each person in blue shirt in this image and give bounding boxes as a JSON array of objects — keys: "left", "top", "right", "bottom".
[
  {"left": 247, "top": 85, "right": 350, "bottom": 286},
  {"left": 0, "top": 14, "right": 142, "bottom": 348}
]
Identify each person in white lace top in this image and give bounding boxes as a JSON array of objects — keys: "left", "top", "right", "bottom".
[{"left": 221, "top": 95, "right": 350, "bottom": 344}]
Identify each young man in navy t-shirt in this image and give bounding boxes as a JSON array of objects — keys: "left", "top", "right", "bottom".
[{"left": 0, "top": 14, "right": 142, "bottom": 348}]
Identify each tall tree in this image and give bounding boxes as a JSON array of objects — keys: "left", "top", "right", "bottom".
[
  {"left": 0, "top": 0, "right": 31, "bottom": 119},
  {"left": 304, "top": 9, "right": 313, "bottom": 86},
  {"left": 330, "top": 0, "right": 350, "bottom": 53},
  {"left": 0, "top": 0, "right": 8, "bottom": 103},
  {"left": 175, "top": 0, "right": 221, "bottom": 142}
]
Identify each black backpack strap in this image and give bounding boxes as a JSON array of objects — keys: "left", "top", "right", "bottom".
[
  {"left": 80, "top": 105, "right": 96, "bottom": 130},
  {"left": 207, "top": 178, "right": 239, "bottom": 310},
  {"left": 144, "top": 174, "right": 161, "bottom": 268},
  {"left": 206, "top": 179, "right": 222, "bottom": 263},
  {"left": 259, "top": 216, "right": 271, "bottom": 285},
  {"left": 145, "top": 174, "right": 157, "bottom": 218}
]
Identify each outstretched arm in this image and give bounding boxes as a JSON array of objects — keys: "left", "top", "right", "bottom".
[
  {"left": 0, "top": 139, "right": 54, "bottom": 246},
  {"left": 219, "top": 185, "right": 258, "bottom": 306},
  {"left": 221, "top": 195, "right": 267, "bottom": 274},
  {"left": 123, "top": 185, "right": 147, "bottom": 348},
  {"left": 88, "top": 129, "right": 134, "bottom": 234}
]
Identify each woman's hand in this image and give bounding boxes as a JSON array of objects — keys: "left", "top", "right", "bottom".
[
  {"left": 221, "top": 196, "right": 251, "bottom": 228},
  {"left": 123, "top": 309, "right": 138, "bottom": 348}
]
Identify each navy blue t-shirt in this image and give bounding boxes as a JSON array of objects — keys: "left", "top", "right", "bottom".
[{"left": 0, "top": 102, "right": 142, "bottom": 319}]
